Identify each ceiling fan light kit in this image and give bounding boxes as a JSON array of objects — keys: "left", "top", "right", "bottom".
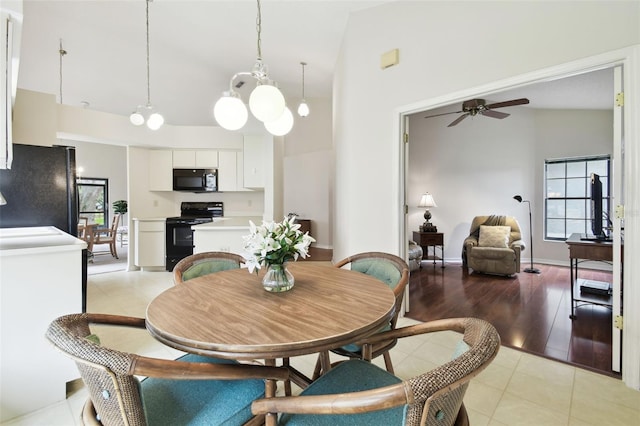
[
  {"left": 425, "top": 97, "right": 530, "bottom": 127},
  {"left": 214, "top": 0, "right": 294, "bottom": 136}
]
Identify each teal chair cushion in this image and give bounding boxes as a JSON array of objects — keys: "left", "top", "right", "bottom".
[
  {"left": 351, "top": 259, "right": 401, "bottom": 290},
  {"left": 141, "top": 354, "right": 264, "bottom": 425},
  {"left": 339, "top": 258, "right": 400, "bottom": 353},
  {"left": 182, "top": 260, "right": 240, "bottom": 282},
  {"left": 340, "top": 323, "right": 391, "bottom": 353},
  {"left": 280, "top": 360, "right": 406, "bottom": 425}
]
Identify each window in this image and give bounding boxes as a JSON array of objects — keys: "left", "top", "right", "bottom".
[
  {"left": 77, "top": 178, "right": 109, "bottom": 227},
  {"left": 544, "top": 156, "right": 610, "bottom": 241}
]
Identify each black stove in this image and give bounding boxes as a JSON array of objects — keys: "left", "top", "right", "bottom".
[{"left": 166, "top": 202, "right": 223, "bottom": 271}]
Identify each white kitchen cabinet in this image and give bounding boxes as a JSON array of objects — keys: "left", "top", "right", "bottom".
[
  {"left": 195, "top": 150, "right": 218, "bottom": 168},
  {"left": 148, "top": 150, "right": 173, "bottom": 191},
  {"left": 134, "top": 219, "right": 165, "bottom": 270},
  {"left": 172, "top": 150, "right": 196, "bottom": 168},
  {"left": 173, "top": 150, "right": 219, "bottom": 168},
  {"left": 218, "top": 151, "right": 243, "bottom": 191},
  {"left": 243, "top": 135, "right": 265, "bottom": 189}
]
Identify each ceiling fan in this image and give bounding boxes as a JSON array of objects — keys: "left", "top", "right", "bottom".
[{"left": 424, "top": 98, "right": 530, "bottom": 127}]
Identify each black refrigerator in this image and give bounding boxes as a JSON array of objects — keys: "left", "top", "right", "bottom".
[
  {"left": 0, "top": 144, "right": 79, "bottom": 233},
  {"left": 0, "top": 143, "right": 87, "bottom": 311}
]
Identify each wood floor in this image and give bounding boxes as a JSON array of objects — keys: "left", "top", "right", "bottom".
[{"left": 406, "top": 261, "right": 619, "bottom": 377}]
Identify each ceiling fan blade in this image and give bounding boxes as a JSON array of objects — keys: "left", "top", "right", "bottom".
[
  {"left": 485, "top": 98, "right": 530, "bottom": 109},
  {"left": 448, "top": 114, "right": 469, "bottom": 127},
  {"left": 481, "top": 109, "right": 510, "bottom": 119},
  {"left": 424, "top": 110, "right": 463, "bottom": 119}
]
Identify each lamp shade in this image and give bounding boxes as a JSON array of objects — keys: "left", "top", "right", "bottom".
[
  {"left": 264, "top": 106, "right": 294, "bottom": 136},
  {"left": 249, "top": 84, "right": 286, "bottom": 123},
  {"left": 418, "top": 193, "right": 437, "bottom": 208},
  {"left": 214, "top": 93, "right": 249, "bottom": 130}
]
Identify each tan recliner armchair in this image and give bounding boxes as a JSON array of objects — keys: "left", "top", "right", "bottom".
[{"left": 462, "top": 215, "right": 525, "bottom": 276}]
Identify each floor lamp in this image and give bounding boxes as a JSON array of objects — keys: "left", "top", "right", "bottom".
[{"left": 513, "top": 195, "right": 541, "bottom": 274}]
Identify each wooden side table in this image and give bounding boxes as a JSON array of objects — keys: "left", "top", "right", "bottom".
[{"left": 412, "top": 231, "right": 445, "bottom": 268}]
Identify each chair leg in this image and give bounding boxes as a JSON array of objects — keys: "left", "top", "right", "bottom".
[
  {"left": 111, "top": 242, "right": 118, "bottom": 259},
  {"left": 312, "top": 355, "right": 323, "bottom": 380},
  {"left": 383, "top": 352, "right": 394, "bottom": 374}
]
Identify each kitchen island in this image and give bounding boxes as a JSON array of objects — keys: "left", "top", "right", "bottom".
[
  {"left": 192, "top": 216, "right": 262, "bottom": 256},
  {"left": 0, "top": 226, "right": 85, "bottom": 422}
]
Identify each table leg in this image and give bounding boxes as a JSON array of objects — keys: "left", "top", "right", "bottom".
[
  {"left": 570, "top": 257, "right": 577, "bottom": 320},
  {"left": 264, "top": 359, "right": 278, "bottom": 426}
]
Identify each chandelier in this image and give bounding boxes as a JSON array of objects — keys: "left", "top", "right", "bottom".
[
  {"left": 129, "top": 0, "right": 164, "bottom": 130},
  {"left": 213, "top": 0, "right": 293, "bottom": 136}
]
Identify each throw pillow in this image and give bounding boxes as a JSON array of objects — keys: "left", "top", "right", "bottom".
[{"left": 478, "top": 225, "right": 511, "bottom": 248}]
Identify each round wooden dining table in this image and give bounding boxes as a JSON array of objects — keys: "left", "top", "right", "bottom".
[
  {"left": 147, "top": 262, "right": 395, "bottom": 357},
  {"left": 146, "top": 261, "right": 396, "bottom": 390}
]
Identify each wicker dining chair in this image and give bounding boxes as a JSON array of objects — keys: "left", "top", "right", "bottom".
[
  {"left": 253, "top": 317, "right": 500, "bottom": 426},
  {"left": 313, "top": 251, "right": 410, "bottom": 378},
  {"left": 46, "top": 313, "right": 288, "bottom": 426},
  {"left": 173, "top": 251, "right": 246, "bottom": 284}
]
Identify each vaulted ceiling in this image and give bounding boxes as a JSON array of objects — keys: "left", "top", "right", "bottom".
[{"left": 14, "top": 1, "right": 613, "bottom": 130}]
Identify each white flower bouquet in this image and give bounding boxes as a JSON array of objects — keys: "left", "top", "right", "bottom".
[{"left": 243, "top": 216, "right": 316, "bottom": 274}]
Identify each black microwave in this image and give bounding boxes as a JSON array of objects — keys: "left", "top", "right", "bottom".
[{"left": 173, "top": 169, "right": 218, "bottom": 192}]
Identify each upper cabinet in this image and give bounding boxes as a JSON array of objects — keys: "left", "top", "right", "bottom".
[
  {"left": 218, "top": 151, "right": 248, "bottom": 192},
  {"left": 148, "top": 150, "right": 173, "bottom": 191},
  {"left": 173, "top": 150, "right": 219, "bottom": 168},
  {"left": 243, "top": 135, "right": 265, "bottom": 189}
]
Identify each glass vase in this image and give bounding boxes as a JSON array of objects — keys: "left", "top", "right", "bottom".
[{"left": 262, "top": 263, "right": 295, "bottom": 292}]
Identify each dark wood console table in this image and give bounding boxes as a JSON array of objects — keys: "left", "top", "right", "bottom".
[{"left": 566, "top": 233, "right": 617, "bottom": 319}]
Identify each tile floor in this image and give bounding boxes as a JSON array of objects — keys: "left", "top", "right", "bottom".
[{"left": 4, "top": 268, "right": 639, "bottom": 426}]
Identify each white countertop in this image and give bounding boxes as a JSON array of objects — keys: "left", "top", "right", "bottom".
[
  {"left": 0, "top": 226, "right": 86, "bottom": 255},
  {"left": 192, "top": 216, "right": 263, "bottom": 230},
  {"left": 133, "top": 217, "right": 167, "bottom": 222}
]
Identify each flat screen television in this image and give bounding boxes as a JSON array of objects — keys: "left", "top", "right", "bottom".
[{"left": 589, "top": 173, "right": 608, "bottom": 240}]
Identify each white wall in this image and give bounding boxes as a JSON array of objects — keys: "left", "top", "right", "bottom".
[
  {"left": 283, "top": 97, "right": 332, "bottom": 248},
  {"left": 408, "top": 108, "right": 612, "bottom": 265},
  {"left": 333, "top": 0, "right": 639, "bottom": 259},
  {"left": 408, "top": 107, "right": 536, "bottom": 261}
]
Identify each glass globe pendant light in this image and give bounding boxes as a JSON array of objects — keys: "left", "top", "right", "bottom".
[
  {"left": 297, "top": 62, "right": 310, "bottom": 117},
  {"left": 129, "top": 0, "right": 163, "bottom": 130},
  {"left": 213, "top": 0, "right": 292, "bottom": 135},
  {"left": 265, "top": 106, "right": 294, "bottom": 136}
]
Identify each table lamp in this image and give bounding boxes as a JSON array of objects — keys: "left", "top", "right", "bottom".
[{"left": 418, "top": 193, "right": 438, "bottom": 232}]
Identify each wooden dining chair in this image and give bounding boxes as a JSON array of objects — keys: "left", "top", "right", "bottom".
[
  {"left": 173, "top": 251, "right": 246, "bottom": 284},
  {"left": 312, "top": 251, "right": 410, "bottom": 378},
  {"left": 46, "top": 313, "right": 289, "bottom": 426},
  {"left": 253, "top": 317, "right": 500, "bottom": 426},
  {"left": 92, "top": 214, "right": 120, "bottom": 259}
]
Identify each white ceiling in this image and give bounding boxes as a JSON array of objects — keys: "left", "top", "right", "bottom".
[{"left": 14, "top": 1, "right": 614, "bottom": 129}]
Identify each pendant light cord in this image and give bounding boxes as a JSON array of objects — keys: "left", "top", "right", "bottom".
[
  {"left": 255, "top": 0, "right": 262, "bottom": 61},
  {"left": 145, "top": 0, "right": 151, "bottom": 106},
  {"left": 300, "top": 62, "right": 306, "bottom": 99},
  {"left": 59, "top": 39, "right": 67, "bottom": 104}
]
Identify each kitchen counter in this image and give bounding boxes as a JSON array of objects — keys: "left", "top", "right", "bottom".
[
  {"left": 0, "top": 226, "right": 87, "bottom": 254},
  {"left": 192, "top": 216, "right": 263, "bottom": 230},
  {"left": 0, "top": 226, "right": 84, "bottom": 421},
  {"left": 192, "top": 217, "right": 262, "bottom": 255}
]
